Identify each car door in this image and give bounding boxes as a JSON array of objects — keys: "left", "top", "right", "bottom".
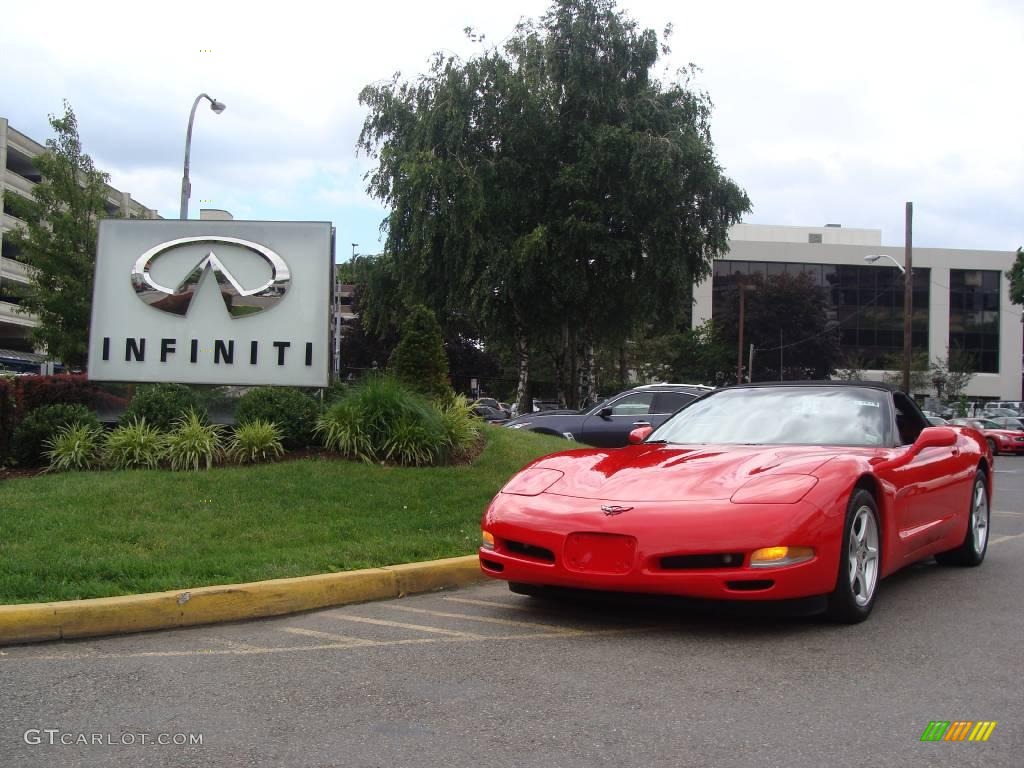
[
  {"left": 886, "top": 395, "right": 974, "bottom": 558},
  {"left": 578, "top": 391, "right": 655, "bottom": 447}
]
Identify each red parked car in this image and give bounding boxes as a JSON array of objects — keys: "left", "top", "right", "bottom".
[
  {"left": 949, "top": 418, "right": 1024, "bottom": 455},
  {"left": 480, "top": 382, "right": 991, "bottom": 623}
]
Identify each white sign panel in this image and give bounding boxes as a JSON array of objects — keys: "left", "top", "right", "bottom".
[{"left": 88, "top": 220, "right": 332, "bottom": 387}]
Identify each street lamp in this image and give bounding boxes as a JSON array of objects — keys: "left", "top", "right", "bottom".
[
  {"left": 865, "top": 249, "right": 913, "bottom": 394},
  {"left": 179, "top": 93, "right": 226, "bottom": 219}
]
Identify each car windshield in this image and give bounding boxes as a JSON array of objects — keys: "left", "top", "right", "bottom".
[{"left": 648, "top": 386, "right": 891, "bottom": 447}]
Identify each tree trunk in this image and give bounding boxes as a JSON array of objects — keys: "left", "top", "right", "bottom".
[
  {"left": 576, "top": 333, "right": 597, "bottom": 408},
  {"left": 568, "top": 328, "right": 578, "bottom": 410},
  {"left": 515, "top": 333, "right": 530, "bottom": 415},
  {"left": 555, "top": 322, "right": 569, "bottom": 408}
]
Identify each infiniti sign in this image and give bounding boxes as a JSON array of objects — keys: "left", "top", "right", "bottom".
[
  {"left": 131, "top": 236, "right": 291, "bottom": 318},
  {"left": 89, "top": 220, "right": 332, "bottom": 387}
]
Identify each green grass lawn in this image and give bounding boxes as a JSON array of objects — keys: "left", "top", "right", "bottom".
[{"left": 0, "top": 427, "right": 571, "bottom": 604}]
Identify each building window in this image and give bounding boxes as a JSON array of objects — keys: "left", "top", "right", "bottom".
[
  {"left": 711, "top": 260, "right": 930, "bottom": 370},
  {"left": 808, "top": 233, "right": 822, "bottom": 244},
  {"left": 949, "top": 269, "right": 1000, "bottom": 373}
]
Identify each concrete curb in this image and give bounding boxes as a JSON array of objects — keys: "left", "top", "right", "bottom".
[{"left": 0, "top": 555, "right": 485, "bottom": 646}]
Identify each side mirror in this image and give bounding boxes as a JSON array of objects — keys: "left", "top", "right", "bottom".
[
  {"left": 628, "top": 426, "right": 653, "bottom": 444},
  {"left": 599, "top": 406, "right": 613, "bottom": 419},
  {"left": 915, "top": 426, "right": 957, "bottom": 449}
]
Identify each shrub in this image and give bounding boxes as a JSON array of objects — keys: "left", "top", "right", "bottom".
[
  {"left": 103, "top": 418, "right": 166, "bottom": 470},
  {"left": 165, "top": 408, "right": 224, "bottom": 471},
  {"left": 44, "top": 423, "right": 104, "bottom": 471},
  {"left": 388, "top": 305, "right": 452, "bottom": 401},
  {"left": 227, "top": 420, "right": 285, "bottom": 464},
  {"left": 121, "top": 383, "right": 202, "bottom": 431},
  {"left": 15, "top": 373, "right": 100, "bottom": 412},
  {"left": 0, "top": 376, "right": 15, "bottom": 463},
  {"left": 12, "top": 403, "right": 100, "bottom": 466},
  {"left": 437, "top": 394, "right": 481, "bottom": 456},
  {"left": 316, "top": 376, "right": 448, "bottom": 466},
  {"left": 234, "top": 386, "right": 319, "bottom": 449}
]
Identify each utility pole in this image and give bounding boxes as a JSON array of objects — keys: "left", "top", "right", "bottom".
[
  {"left": 748, "top": 344, "right": 756, "bottom": 383},
  {"left": 737, "top": 282, "right": 746, "bottom": 384},
  {"left": 903, "top": 202, "right": 913, "bottom": 394}
]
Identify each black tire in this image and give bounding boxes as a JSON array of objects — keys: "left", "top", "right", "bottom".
[
  {"left": 935, "top": 471, "right": 989, "bottom": 567},
  {"left": 986, "top": 437, "right": 998, "bottom": 456},
  {"left": 826, "top": 489, "right": 881, "bottom": 624},
  {"left": 508, "top": 582, "right": 547, "bottom": 597}
]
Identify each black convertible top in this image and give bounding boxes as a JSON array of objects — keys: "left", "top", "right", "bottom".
[{"left": 722, "top": 380, "right": 899, "bottom": 393}]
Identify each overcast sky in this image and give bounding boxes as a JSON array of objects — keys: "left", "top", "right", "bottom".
[{"left": 2, "top": 0, "right": 1021, "bottom": 257}]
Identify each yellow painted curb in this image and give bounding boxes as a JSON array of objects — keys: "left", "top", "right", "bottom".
[{"left": 0, "top": 555, "right": 484, "bottom": 646}]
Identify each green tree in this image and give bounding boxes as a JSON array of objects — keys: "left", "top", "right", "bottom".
[
  {"left": 1005, "top": 246, "right": 1024, "bottom": 305},
  {"left": 6, "top": 102, "right": 111, "bottom": 368},
  {"left": 631, "top": 320, "right": 732, "bottom": 386},
  {"left": 358, "top": 0, "right": 749, "bottom": 414},
  {"left": 880, "top": 351, "right": 931, "bottom": 394},
  {"left": 388, "top": 305, "right": 452, "bottom": 400},
  {"left": 930, "top": 346, "right": 975, "bottom": 400},
  {"left": 714, "top": 272, "right": 840, "bottom": 382}
]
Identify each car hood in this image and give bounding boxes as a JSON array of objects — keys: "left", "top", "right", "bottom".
[{"left": 532, "top": 444, "right": 869, "bottom": 502}]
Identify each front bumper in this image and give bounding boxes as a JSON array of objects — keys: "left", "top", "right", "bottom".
[{"left": 479, "top": 493, "right": 841, "bottom": 601}]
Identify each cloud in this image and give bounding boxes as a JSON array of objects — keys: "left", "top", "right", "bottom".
[{"left": 2, "top": 0, "right": 1020, "bottom": 252}]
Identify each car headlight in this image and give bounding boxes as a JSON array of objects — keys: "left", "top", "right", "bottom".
[
  {"left": 481, "top": 530, "right": 495, "bottom": 549},
  {"left": 730, "top": 474, "right": 818, "bottom": 504},
  {"left": 501, "top": 467, "right": 564, "bottom": 496}
]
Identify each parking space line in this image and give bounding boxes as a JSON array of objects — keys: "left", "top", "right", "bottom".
[
  {"left": 325, "top": 613, "right": 485, "bottom": 639},
  {"left": 206, "top": 637, "right": 269, "bottom": 652},
  {"left": 385, "top": 604, "right": 583, "bottom": 634},
  {"left": 443, "top": 596, "right": 536, "bottom": 612},
  {"left": 4, "top": 625, "right": 654, "bottom": 662},
  {"left": 280, "top": 627, "right": 378, "bottom": 646},
  {"left": 990, "top": 532, "right": 1024, "bottom": 545},
  {"left": 992, "top": 510, "right": 1024, "bottom": 516}
]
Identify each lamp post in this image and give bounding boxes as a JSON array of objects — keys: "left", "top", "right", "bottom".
[
  {"left": 179, "top": 93, "right": 226, "bottom": 219},
  {"left": 865, "top": 247, "right": 913, "bottom": 394}
]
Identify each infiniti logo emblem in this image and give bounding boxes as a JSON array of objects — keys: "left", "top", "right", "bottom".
[
  {"left": 131, "top": 236, "right": 290, "bottom": 318},
  {"left": 600, "top": 505, "right": 633, "bottom": 516}
]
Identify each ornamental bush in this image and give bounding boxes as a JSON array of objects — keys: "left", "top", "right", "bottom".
[
  {"left": 234, "top": 386, "right": 319, "bottom": 449},
  {"left": 121, "top": 383, "right": 202, "bottom": 431},
  {"left": 0, "top": 376, "right": 15, "bottom": 464},
  {"left": 103, "top": 418, "right": 167, "bottom": 470},
  {"left": 227, "top": 420, "right": 285, "bottom": 464},
  {"left": 437, "top": 394, "right": 481, "bottom": 458},
  {"left": 12, "top": 403, "right": 100, "bottom": 466},
  {"left": 165, "top": 408, "right": 224, "bottom": 471},
  {"left": 44, "top": 423, "right": 104, "bottom": 472},
  {"left": 316, "top": 376, "right": 449, "bottom": 466},
  {"left": 15, "top": 373, "right": 101, "bottom": 412},
  {"left": 388, "top": 305, "right": 452, "bottom": 401}
]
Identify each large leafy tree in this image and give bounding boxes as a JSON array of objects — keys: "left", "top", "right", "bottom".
[
  {"left": 6, "top": 102, "right": 112, "bottom": 368},
  {"left": 358, "top": 0, "right": 749, "bottom": 413},
  {"left": 714, "top": 272, "right": 841, "bottom": 382}
]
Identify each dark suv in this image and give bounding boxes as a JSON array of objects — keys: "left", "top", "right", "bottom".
[{"left": 503, "top": 383, "right": 713, "bottom": 448}]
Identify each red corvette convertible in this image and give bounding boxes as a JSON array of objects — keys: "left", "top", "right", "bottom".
[{"left": 479, "top": 382, "right": 992, "bottom": 623}]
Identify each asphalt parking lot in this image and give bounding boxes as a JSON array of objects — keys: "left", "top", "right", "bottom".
[{"left": 3, "top": 460, "right": 1024, "bottom": 768}]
